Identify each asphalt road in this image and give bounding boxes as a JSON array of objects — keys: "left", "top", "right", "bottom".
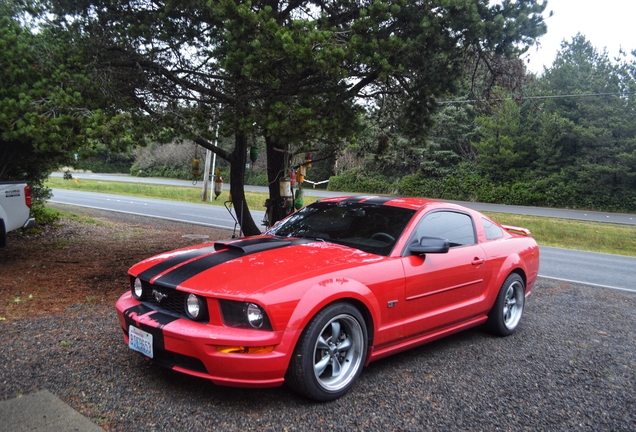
[
  {"left": 50, "top": 172, "right": 636, "bottom": 225},
  {"left": 49, "top": 187, "right": 636, "bottom": 293},
  {"left": 50, "top": 188, "right": 263, "bottom": 232}
]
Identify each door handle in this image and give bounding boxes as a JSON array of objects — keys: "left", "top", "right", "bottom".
[{"left": 472, "top": 258, "right": 485, "bottom": 265}]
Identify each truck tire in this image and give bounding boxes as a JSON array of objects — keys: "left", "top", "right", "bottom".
[{"left": 0, "top": 218, "right": 6, "bottom": 248}]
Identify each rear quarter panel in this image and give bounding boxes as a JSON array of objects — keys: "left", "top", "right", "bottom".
[{"left": 480, "top": 236, "right": 540, "bottom": 307}]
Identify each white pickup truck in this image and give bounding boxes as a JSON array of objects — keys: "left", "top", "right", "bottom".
[{"left": 0, "top": 181, "right": 36, "bottom": 247}]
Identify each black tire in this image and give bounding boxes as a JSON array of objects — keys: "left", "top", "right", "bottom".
[
  {"left": 486, "top": 273, "right": 525, "bottom": 336},
  {"left": 286, "top": 302, "right": 368, "bottom": 401},
  {"left": 0, "top": 218, "right": 6, "bottom": 248}
]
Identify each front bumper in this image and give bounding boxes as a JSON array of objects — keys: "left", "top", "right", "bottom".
[{"left": 115, "top": 292, "right": 299, "bottom": 388}]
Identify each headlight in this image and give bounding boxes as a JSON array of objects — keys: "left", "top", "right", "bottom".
[
  {"left": 185, "top": 294, "right": 204, "bottom": 320},
  {"left": 218, "top": 300, "right": 272, "bottom": 330},
  {"left": 132, "top": 277, "right": 143, "bottom": 300},
  {"left": 246, "top": 303, "right": 265, "bottom": 329}
]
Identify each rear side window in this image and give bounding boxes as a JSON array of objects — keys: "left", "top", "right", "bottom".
[
  {"left": 413, "top": 211, "right": 476, "bottom": 247},
  {"left": 482, "top": 218, "right": 504, "bottom": 240}
]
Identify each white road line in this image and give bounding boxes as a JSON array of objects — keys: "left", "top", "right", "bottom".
[
  {"left": 48, "top": 200, "right": 234, "bottom": 231},
  {"left": 176, "top": 213, "right": 229, "bottom": 222},
  {"left": 539, "top": 275, "right": 636, "bottom": 294}
]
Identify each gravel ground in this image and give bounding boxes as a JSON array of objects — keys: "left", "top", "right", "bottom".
[{"left": 1, "top": 210, "right": 635, "bottom": 431}]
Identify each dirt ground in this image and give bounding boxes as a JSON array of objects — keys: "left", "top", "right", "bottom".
[{"left": 0, "top": 204, "right": 231, "bottom": 321}]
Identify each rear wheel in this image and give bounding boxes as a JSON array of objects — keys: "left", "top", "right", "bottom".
[
  {"left": 286, "top": 302, "right": 367, "bottom": 401},
  {"left": 486, "top": 273, "right": 525, "bottom": 336}
]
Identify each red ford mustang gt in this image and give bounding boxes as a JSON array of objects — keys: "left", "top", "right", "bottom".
[{"left": 116, "top": 196, "right": 539, "bottom": 401}]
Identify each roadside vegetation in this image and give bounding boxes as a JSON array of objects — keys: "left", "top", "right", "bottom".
[
  {"left": 68, "top": 33, "right": 636, "bottom": 218},
  {"left": 46, "top": 178, "right": 636, "bottom": 257},
  {"left": 483, "top": 212, "right": 636, "bottom": 257},
  {"left": 4, "top": 2, "right": 635, "bottom": 237}
]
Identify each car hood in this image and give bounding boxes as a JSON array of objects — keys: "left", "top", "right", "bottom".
[{"left": 130, "top": 236, "right": 384, "bottom": 300}]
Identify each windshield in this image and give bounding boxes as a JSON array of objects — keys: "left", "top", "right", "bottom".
[{"left": 266, "top": 201, "right": 416, "bottom": 256}]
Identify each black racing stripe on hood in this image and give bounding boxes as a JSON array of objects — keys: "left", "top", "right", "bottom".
[
  {"left": 152, "top": 237, "right": 314, "bottom": 289},
  {"left": 137, "top": 245, "right": 218, "bottom": 282},
  {"left": 153, "top": 249, "right": 240, "bottom": 289}
]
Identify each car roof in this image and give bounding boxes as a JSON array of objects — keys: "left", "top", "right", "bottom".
[{"left": 318, "top": 195, "right": 466, "bottom": 212}]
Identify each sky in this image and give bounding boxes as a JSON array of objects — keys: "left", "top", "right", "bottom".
[{"left": 523, "top": 0, "right": 636, "bottom": 74}]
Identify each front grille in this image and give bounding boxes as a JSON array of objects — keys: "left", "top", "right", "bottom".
[
  {"left": 136, "top": 279, "right": 209, "bottom": 323},
  {"left": 145, "top": 283, "right": 186, "bottom": 315}
]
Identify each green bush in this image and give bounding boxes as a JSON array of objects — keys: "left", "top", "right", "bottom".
[
  {"left": 131, "top": 164, "right": 192, "bottom": 179},
  {"left": 74, "top": 147, "right": 135, "bottom": 173},
  {"left": 328, "top": 168, "right": 395, "bottom": 194},
  {"left": 394, "top": 165, "right": 636, "bottom": 213},
  {"left": 245, "top": 171, "right": 268, "bottom": 186},
  {"left": 28, "top": 185, "right": 60, "bottom": 225}
]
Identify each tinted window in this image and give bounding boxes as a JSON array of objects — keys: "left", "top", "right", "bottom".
[
  {"left": 482, "top": 217, "right": 504, "bottom": 240},
  {"left": 413, "top": 211, "right": 476, "bottom": 247},
  {"left": 267, "top": 201, "right": 415, "bottom": 256}
]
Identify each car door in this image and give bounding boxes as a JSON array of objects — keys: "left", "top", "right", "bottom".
[{"left": 399, "top": 210, "right": 492, "bottom": 338}]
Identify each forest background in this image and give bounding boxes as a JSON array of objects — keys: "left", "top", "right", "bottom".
[
  {"left": 84, "top": 32, "right": 636, "bottom": 214},
  {"left": 2, "top": 0, "right": 635, "bottom": 231}
]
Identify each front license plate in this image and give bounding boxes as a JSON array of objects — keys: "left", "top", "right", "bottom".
[{"left": 129, "top": 325, "right": 153, "bottom": 358}]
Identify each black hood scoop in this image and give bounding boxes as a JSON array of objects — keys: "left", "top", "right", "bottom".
[{"left": 214, "top": 237, "right": 293, "bottom": 254}]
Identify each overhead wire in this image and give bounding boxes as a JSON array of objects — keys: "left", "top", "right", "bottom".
[{"left": 439, "top": 91, "right": 636, "bottom": 104}]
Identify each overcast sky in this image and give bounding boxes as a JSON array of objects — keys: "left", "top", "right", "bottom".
[{"left": 523, "top": 0, "right": 636, "bottom": 74}]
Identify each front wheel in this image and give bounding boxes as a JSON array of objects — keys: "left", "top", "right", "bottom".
[
  {"left": 486, "top": 273, "right": 525, "bottom": 336},
  {"left": 286, "top": 302, "right": 367, "bottom": 401}
]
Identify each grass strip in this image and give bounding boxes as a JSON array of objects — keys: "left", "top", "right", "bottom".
[{"left": 484, "top": 212, "right": 636, "bottom": 257}]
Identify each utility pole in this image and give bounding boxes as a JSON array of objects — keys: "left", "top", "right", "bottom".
[
  {"left": 202, "top": 117, "right": 220, "bottom": 202},
  {"left": 201, "top": 149, "right": 212, "bottom": 201}
]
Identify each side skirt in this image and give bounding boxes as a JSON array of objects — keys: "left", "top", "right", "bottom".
[{"left": 365, "top": 315, "right": 488, "bottom": 365}]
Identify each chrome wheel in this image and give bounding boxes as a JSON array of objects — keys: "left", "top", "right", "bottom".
[
  {"left": 486, "top": 273, "right": 525, "bottom": 336},
  {"left": 286, "top": 303, "right": 368, "bottom": 401},
  {"left": 502, "top": 280, "right": 524, "bottom": 330},
  {"left": 313, "top": 314, "right": 365, "bottom": 392}
]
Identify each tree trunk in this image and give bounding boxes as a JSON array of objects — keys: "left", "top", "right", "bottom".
[
  {"left": 265, "top": 135, "right": 289, "bottom": 224},
  {"left": 229, "top": 132, "right": 261, "bottom": 236}
]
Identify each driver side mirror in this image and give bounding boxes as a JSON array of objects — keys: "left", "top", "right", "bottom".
[{"left": 409, "top": 236, "right": 450, "bottom": 255}]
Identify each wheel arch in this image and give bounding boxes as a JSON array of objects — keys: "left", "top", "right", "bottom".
[
  {"left": 495, "top": 254, "right": 528, "bottom": 290},
  {"left": 510, "top": 267, "right": 527, "bottom": 288},
  {"left": 284, "top": 280, "right": 380, "bottom": 364},
  {"left": 487, "top": 254, "right": 529, "bottom": 310}
]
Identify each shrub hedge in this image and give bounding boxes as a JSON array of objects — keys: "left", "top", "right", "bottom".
[{"left": 328, "top": 163, "right": 636, "bottom": 213}]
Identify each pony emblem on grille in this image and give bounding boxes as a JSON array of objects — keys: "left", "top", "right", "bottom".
[{"left": 152, "top": 289, "right": 167, "bottom": 303}]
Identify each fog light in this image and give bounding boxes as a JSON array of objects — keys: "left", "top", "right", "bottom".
[
  {"left": 132, "top": 278, "right": 143, "bottom": 299},
  {"left": 186, "top": 294, "right": 202, "bottom": 319},
  {"left": 217, "top": 345, "right": 275, "bottom": 354}
]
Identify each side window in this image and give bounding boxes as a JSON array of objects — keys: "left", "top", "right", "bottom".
[
  {"left": 482, "top": 217, "right": 504, "bottom": 240},
  {"left": 414, "top": 211, "right": 476, "bottom": 247}
]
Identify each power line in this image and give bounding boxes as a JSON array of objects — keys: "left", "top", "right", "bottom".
[{"left": 439, "top": 91, "right": 636, "bottom": 104}]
